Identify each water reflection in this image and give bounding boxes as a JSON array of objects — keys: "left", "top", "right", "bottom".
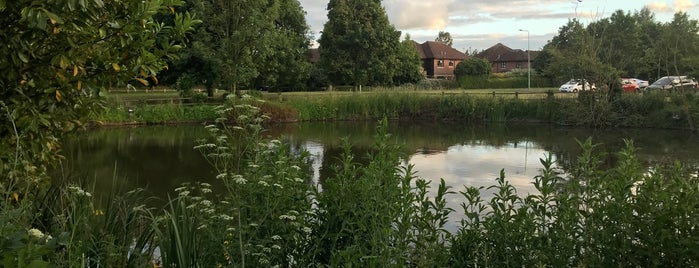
[{"left": 58, "top": 122, "right": 699, "bottom": 212}]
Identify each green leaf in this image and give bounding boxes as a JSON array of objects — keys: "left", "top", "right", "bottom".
[
  {"left": 18, "top": 52, "right": 29, "bottom": 63},
  {"left": 41, "top": 9, "right": 64, "bottom": 25}
]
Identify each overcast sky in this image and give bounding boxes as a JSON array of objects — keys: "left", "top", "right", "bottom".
[{"left": 299, "top": 0, "right": 699, "bottom": 53}]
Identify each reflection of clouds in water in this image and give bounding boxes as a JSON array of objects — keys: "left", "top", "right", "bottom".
[
  {"left": 409, "top": 142, "right": 556, "bottom": 231},
  {"left": 304, "top": 141, "right": 324, "bottom": 191}
]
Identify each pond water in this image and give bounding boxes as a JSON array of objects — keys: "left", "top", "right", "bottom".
[{"left": 57, "top": 121, "right": 699, "bottom": 229}]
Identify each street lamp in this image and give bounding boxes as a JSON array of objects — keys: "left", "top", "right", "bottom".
[{"left": 519, "top": 29, "right": 530, "bottom": 90}]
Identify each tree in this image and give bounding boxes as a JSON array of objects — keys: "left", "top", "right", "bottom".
[
  {"left": 319, "top": 0, "right": 401, "bottom": 87},
  {"left": 540, "top": 19, "right": 620, "bottom": 88},
  {"left": 164, "top": 0, "right": 311, "bottom": 95},
  {"left": 435, "top": 31, "right": 453, "bottom": 47},
  {"left": 252, "top": 0, "right": 312, "bottom": 91},
  {"left": 589, "top": 10, "right": 643, "bottom": 77},
  {"left": 393, "top": 35, "right": 425, "bottom": 85},
  {"left": 651, "top": 12, "right": 699, "bottom": 79},
  {"left": 454, "top": 58, "right": 491, "bottom": 77},
  {"left": 0, "top": 0, "right": 198, "bottom": 194}
]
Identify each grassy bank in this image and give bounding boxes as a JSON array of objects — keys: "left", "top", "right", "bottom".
[{"left": 90, "top": 89, "right": 699, "bottom": 131}]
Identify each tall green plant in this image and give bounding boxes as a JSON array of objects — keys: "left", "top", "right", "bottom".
[
  {"left": 304, "top": 118, "right": 453, "bottom": 267},
  {"left": 451, "top": 138, "right": 699, "bottom": 266}
]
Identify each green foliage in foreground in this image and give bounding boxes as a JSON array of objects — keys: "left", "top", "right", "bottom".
[{"left": 3, "top": 97, "right": 698, "bottom": 266}]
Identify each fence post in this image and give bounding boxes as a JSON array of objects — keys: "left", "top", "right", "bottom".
[
  {"left": 515, "top": 91, "right": 519, "bottom": 99},
  {"left": 492, "top": 91, "right": 495, "bottom": 98}
]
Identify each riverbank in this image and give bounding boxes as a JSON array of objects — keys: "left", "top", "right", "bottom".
[{"left": 90, "top": 90, "right": 699, "bottom": 131}]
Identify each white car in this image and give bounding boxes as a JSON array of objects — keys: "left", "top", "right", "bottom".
[
  {"left": 630, "top": 78, "right": 649, "bottom": 88},
  {"left": 559, "top": 79, "right": 596, "bottom": 92}
]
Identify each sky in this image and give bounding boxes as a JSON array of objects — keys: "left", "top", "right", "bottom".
[{"left": 298, "top": 0, "right": 699, "bottom": 53}]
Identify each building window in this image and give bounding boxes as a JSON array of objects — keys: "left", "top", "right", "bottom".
[
  {"left": 437, "top": 59, "right": 444, "bottom": 67},
  {"left": 500, "top": 62, "right": 507, "bottom": 69},
  {"left": 449, "top": 60, "right": 455, "bottom": 67}
]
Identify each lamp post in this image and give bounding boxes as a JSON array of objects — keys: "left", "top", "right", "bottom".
[{"left": 519, "top": 29, "right": 530, "bottom": 90}]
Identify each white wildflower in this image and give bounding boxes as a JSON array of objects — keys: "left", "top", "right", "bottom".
[
  {"left": 216, "top": 173, "right": 228, "bottom": 179},
  {"left": 248, "top": 164, "right": 259, "bottom": 169},
  {"left": 302, "top": 227, "right": 312, "bottom": 234},
  {"left": 179, "top": 190, "right": 190, "bottom": 197},
  {"left": 294, "top": 178, "right": 304, "bottom": 183},
  {"left": 174, "top": 186, "right": 187, "bottom": 192},
  {"left": 291, "top": 165, "right": 301, "bottom": 171},
  {"left": 273, "top": 183, "right": 283, "bottom": 189},
  {"left": 233, "top": 175, "right": 247, "bottom": 185},
  {"left": 201, "top": 188, "right": 212, "bottom": 194},
  {"left": 271, "top": 235, "right": 281, "bottom": 240},
  {"left": 279, "top": 215, "right": 296, "bottom": 221},
  {"left": 226, "top": 227, "right": 236, "bottom": 232},
  {"left": 201, "top": 200, "right": 212, "bottom": 207},
  {"left": 200, "top": 183, "right": 211, "bottom": 187},
  {"left": 271, "top": 245, "right": 281, "bottom": 250},
  {"left": 28, "top": 228, "right": 44, "bottom": 239},
  {"left": 258, "top": 181, "right": 269, "bottom": 187}
]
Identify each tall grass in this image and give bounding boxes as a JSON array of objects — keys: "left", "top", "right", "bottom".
[{"left": 289, "top": 93, "right": 560, "bottom": 123}]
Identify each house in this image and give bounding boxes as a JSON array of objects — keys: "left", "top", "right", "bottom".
[
  {"left": 475, "top": 43, "right": 539, "bottom": 73},
  {"left": 309, "top": 48, "right": 320, "bottom": 64},
  {"left": 413, "top": 41, "right": 469, "bottom": 80}
]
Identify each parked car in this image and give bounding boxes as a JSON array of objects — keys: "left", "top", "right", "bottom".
[
  {"left": 645, "top": 76, "right": 698, "bottom": 91},
  {"left": 630, "top": 78, "right": 649, "bottom": 88},
  {"left": 621, "top": 78, "right": 639, "bottom": 92},
  {"left": 621, "top": 78, "right": 649, "bottom": 92},
  {"left": 559, "top": 79, "right": 596, "bottom": 92}
]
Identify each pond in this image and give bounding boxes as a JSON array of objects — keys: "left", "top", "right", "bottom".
[{"left": 57, "top": 121, "right": 699, "bottom": 229}]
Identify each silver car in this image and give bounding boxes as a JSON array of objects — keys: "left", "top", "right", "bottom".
[{"left": 645, "top": 76, "right": 698, "bottom": 91}]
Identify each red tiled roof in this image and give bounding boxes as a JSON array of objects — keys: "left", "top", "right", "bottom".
[
  {"left": 476, "top": 43, "right": 539, "bottom": 62},
  {"left": 413, "top": 41, "right": 468, "bottom": 60}
]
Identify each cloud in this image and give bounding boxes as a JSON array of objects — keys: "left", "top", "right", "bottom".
[
  {"left": 646, "top": 1, "right": 672, "bottom": 12},
  {"left": 675, "top": 0, "right": 695, "bottom": 12},
  {"left": 383, "top": 0, "right": 452, "bottom": 30}
]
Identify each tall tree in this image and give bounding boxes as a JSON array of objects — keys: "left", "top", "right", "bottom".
[
  {"left": 392, "top": 35, "right": 425, "bottom": 85},
  {"left": 651, "top": 12, "right": 699, "bottom": 78},
  {"left": 165, "top": 0, "right": 311, "bottom": 95},
  {"left": 319, "top": 0, "right": 401, "bottom": 87},
  {"left": 435, "top": 31, "right": 453, "bottom": 47},
  {"left": 252, "top": 0, "right": 312, "bottom": 91},
  {"left": 589, "top": 10, "right": 643, "bottom": 77},
  {"left": 541, "top": 19, "right": 620, "bottom": 87}
]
